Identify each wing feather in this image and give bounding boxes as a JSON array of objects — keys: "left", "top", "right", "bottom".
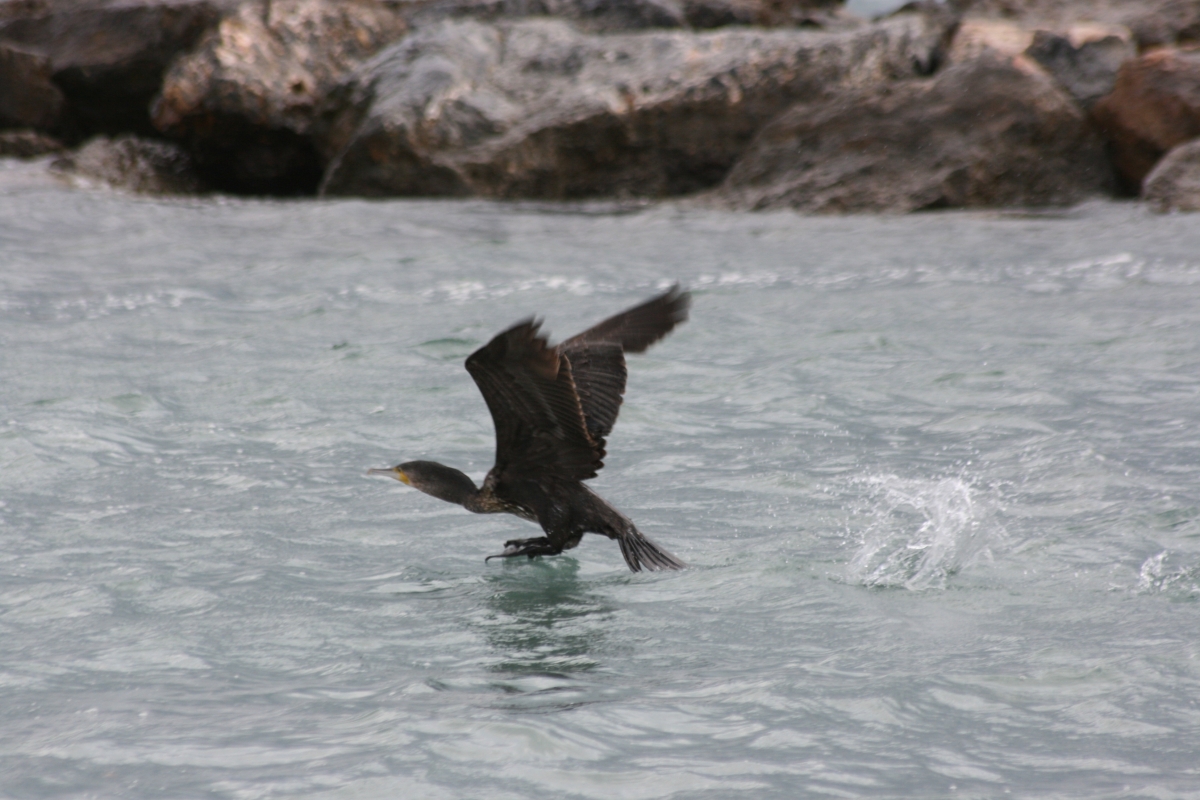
[
  {"left": 465, "top": 320, "right": 602, "bottom": 482},
  {"left": 562, "top": 343, "right": 626, "bottom": 441},
  {"left": 562, "top": 284, "right": 690, "bottom": 353},
  {"left": 561, "top": 285, "right": 690, "bottom": 440}
]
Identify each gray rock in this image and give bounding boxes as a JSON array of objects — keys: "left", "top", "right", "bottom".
[
  {"left": 318, "top": 10, "right": 956, "bottom": 198},
  {"left": 713, "top": 51, "right": 1114, "bottom": 212},
  {"left": 0, "top": 0, "right": 222, "bottom": 138},
  {"left": 49, "top": 134, "right": 206, "bottom": 193},
  {"left": 1143, "top": 137, "right": 1200, "bottom": 212},
  {"left": 1024, "top": 28, "right": 1133, "bottom": 109},
  {"left": 153, "top": 0, "right": 408, "bottom": 194}
]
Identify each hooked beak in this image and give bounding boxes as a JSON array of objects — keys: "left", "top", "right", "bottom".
[{"left": 367, "top": 467, "right": 411, "bottom": 485}]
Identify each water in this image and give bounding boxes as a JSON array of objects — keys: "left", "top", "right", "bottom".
[{"left": 3, "top": 161, "right": 1200, "bottom": 798}]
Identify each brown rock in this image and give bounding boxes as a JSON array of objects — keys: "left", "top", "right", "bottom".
[
  {"left": 317, "top": 10, "right": 956, "bottom": 199},
  {"left": 1091, "top": 47, "right": 1200, "bottom": 191},
  {"left": 713, "top": 51, "right": 1114, "bottom": 212},
  {"left": 0, "top": 0, "right": 221, "bottom": 138},
  {"left": 1143, "top": 136, "right": 1200, "bottom": 211},
  {"left": 49, "top": 134, "right": 206, "bottom": 194},
  {"left": 152, "top": 0, "right": 407, "bottom": 194},
  {"left": 0, "top": 41, "right": 63, "bottom": 129}
]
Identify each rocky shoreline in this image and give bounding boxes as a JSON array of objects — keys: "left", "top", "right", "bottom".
[{"left": 2, "top": 0, "right": 1199, "bottom": 212}]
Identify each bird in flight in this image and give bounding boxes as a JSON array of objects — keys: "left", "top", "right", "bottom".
[{"left": 370, "top": 286, "right": 689, "bottom": 572}]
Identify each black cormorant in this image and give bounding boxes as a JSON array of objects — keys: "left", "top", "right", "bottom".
[{"left": 369, "top": 286, "right": 689, "bottom": 572}]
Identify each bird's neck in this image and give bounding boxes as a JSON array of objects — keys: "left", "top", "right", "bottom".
[{"left": 414, "top": 463, "right": 480, "bottom": 508}]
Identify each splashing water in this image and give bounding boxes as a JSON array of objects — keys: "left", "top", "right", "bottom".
[
  {"left": 847, "top": 476, "right": 999, "bottom": 591},
  {"left": 1136, "top": 551, "right": 1200, "bottom": 598}
]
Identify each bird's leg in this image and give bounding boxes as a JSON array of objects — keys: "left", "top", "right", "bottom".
[{"left": 485, "top": 537, "right": 564, "bottom": 562}]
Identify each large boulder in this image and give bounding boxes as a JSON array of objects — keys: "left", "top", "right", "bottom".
[
  {"left": 1091, "top": 47, "right": 1200, "bottom": 191},
  {"left": 1143, "top": 137, "right": 1200, "bottom": 211},
  {"left": 49, "top": 133, "right": 207, "bottom": 194},
  {"left": 0, "top": 0, "right": 222, "bottom": 139},
  {"left": 152, "top": 0, "right": 408, "bottom": 194},
  {"left": 317, "top": 10, "right": 956, "bottom": 199},
  {"left": 711, "top": 51, "right": 1114, "bottom": 212}
]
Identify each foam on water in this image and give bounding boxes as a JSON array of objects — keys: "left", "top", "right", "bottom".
[{"left": 1135, "top": 551, "right": 1200, "bottom": 599}]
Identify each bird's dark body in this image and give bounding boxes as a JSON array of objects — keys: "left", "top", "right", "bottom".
[{"left": 372, "top": 286, "right": 689, "bottom": 572}]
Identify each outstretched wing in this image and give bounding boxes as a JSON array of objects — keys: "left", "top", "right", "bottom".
[
  {"left": 465, "top": 319, "right": 603, "bottom": 482},
  {"left": 562, "top": 284, "right": 691, "bottom": 353},
  {"left": 560, "top": 285, "right": 690, "bottom": 441}
]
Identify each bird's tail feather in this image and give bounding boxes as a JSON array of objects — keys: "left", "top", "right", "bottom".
[{"left": 619, "top": 528, "right": 685, "bottom": 572}]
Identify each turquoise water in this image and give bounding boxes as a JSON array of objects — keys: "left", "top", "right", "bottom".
[{"left": 2, "top": 162, "right": 1200, "bottom": 798}]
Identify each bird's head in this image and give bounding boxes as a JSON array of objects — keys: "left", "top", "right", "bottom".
[
  {"left": 367, "top": 464, "right": 413, "bottom": 485},
  {"left": 368, "top": 460, "right": 478, "bottom": 506}
]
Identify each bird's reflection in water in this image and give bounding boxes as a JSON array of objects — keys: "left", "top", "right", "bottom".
[{"left": 479, "top": 558, "right": 616, "bottom": 683}]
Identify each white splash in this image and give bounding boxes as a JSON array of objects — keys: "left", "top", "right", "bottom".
[
  {"left": 1135, "top": 551, "right": 1200, "bottom": 597},
  {"left": 847, "top": 476, "right": 999, "bottom": 591}
]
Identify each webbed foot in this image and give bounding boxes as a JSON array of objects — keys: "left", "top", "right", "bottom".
[{"left": 485, "top": 537, "right": 564, "bottom": 563}]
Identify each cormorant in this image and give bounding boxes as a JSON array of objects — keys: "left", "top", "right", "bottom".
[{"left": 370, "top": 286, "right": 689, "bottom": 572}]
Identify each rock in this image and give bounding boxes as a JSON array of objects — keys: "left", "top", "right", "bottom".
[
  {"left": 712, "top": 51, "right": 1114, "bottom": 212},
  {"left": 946, "top": 18, "right": 1034, "bottom": 63},
  {"left": 1023, "top": 28, "right": 1134, "bottom": 109},
  {"left": 0, "top": 40, "right": 63, "bottom": 129},
  {"left": 152, "top": 0, "right": 408, "bottom": 194},
  {"left": 0, "top": 0, "right": 222, "bottom": 138},
  {"left": 1143, "top": 137, "right": 1200, "bottom": 211},
  {"left": 945, "top": 15, "right": 1134, "bottom": 109},
  {"left": 49, "top": 134, "right": 206, "bottom": 193},
  {"left": 1091, "top": 47, "right": 1200, "bottom": 191},
  {"left": 950, "top": 0, "right": 1200, "bottom": 50},
  {"left": 0, "top": 128, "right": 64, "bottom": 158},
  {"left": 1121, "top": 0, "right": 1200, "bottom": 49},
  {"left": 317, "top": 10, "right": 956, "bottom": 199}
]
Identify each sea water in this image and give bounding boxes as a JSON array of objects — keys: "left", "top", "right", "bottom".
[{"left": 2, "top": 161, "right": 1199, "bottom": 798}]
